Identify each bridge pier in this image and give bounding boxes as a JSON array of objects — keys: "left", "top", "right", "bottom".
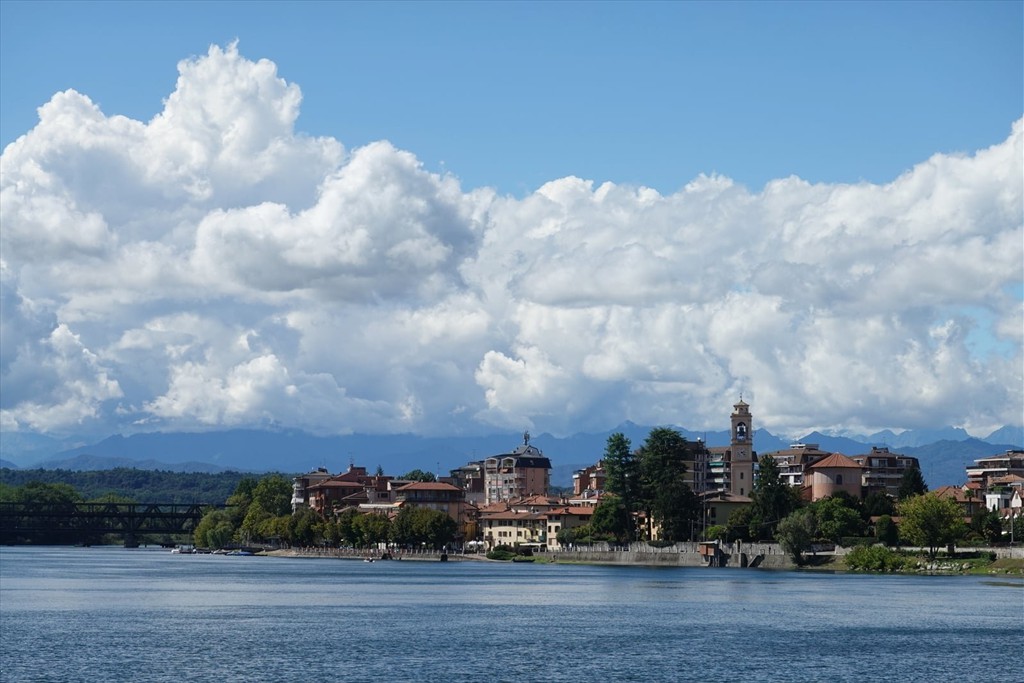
[{"left": 124, "top": 533, "right": 139, "bottom": 548}]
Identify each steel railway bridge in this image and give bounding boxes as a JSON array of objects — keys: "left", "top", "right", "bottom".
[{"left": 0, "top": 502, "right": 218, "bottom": 547}]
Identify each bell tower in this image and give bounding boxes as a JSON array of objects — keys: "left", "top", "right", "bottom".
[{"left": 729, "top": 398, "right": 754, "bottom": 496}]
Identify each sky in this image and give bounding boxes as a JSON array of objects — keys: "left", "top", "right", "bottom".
[{"left": 0, "top": 1, "right": 1021, "bottom": 442}]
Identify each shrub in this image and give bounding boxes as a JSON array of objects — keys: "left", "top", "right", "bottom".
[
  {"left": 647, "top": 539, "right": 675, "bottom": 548},
  {"left": 486, "top": 549, "right": 516, "bottom": 561},
  {"left": 845, "top": 545, "right": 910, "bottom": 572}
]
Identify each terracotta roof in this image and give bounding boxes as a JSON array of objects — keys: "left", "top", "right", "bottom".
[
  {"left": 807, "top": 453, "right": 862, "bottom": 470},
  {"left": 546, "top": 506, "right": 595, "bottom": 517},
  {"left": 395, "top": 482, "right": 462, "bottom": 492},
  {"left": 308, "top": 479, "right": 365, "bottom": 490},
  {"left": 932, "top": 485, "right": 976, "bottom": 503}
]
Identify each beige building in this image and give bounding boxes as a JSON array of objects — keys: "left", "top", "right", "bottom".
[
  {"left": 484, "top": 433, "right": 552, "bottom": 504},
  {"left": 394, "top": 482, "right": 467, "bottom": 521},
  {"left": 806, "top": 453, "right": 863, "bottom": 501},
  {"left": 479, "top": 495, "right": 561, "bottom": 549}
]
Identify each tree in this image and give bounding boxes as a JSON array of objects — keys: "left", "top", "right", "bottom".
[
  {"left": 12, "top": 482, "right": 82, "bottom": 507},
  {"left": 590, "top": 494, "right": 633, "bottom": 543},
  {"left": 636, "top": 428, "right": 699, "bottom": 542},
  {"left": 288, "top": 507, "right": 323, "bottom": 547},
  {"left": 239, "top": 501, "right": 272, "bottom": 543},
  {"left": 251, "top": 475, "right": 293, "bottom": 517},
  {"left": 603, "top": 433, "right": 639, "bottom": 512},
  {"left": 401, "top": 469, "right": 437, "bottom": 483},
  {"left": 811, "top": 496, "right": 865, "bottom": 544},
  {"left": 863, "top": 491, "right": 895, "bottom": 518},
  {"left": 875, "top": 514, "right": 899, "bottom": 547},
  {"left": 898, "top": 466, "right": 928, "bottom": 500},
  {"left": 194, "top": 509, "right": 234, "bottom": 549},
  {"left": 353, "top": 512, "right": 390, "bottom": 547},
  {"left": 898, "top": 493, "right": 967, "bottom": 559},
  {"left": 776, "top": 508, "right": 817, "bottom": 566},
  {"left": 724, "top": 506, "right": 755, "bottom": 543},
  {"left": 970, "top": 507, "right": 1002, "bottom": 545},
  {"left": 749, "top": 455, "right": 800, "bottom": 540}
]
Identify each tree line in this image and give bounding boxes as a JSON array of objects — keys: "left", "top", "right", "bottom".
[
  {"left": 192, "top": 472, "right": 457, "bottom": 550},
  {"left": 563, "top": 429, "right": 1009, "bottom": 562},
  {"left": 0, "top": 468, "right": 247, "bottom": 504}
]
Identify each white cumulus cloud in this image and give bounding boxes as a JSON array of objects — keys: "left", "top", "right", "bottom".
[{"left": 1, "top": 43, "right": 1020, "bottom": 443}]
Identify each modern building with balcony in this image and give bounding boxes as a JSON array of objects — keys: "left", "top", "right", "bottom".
[
  {"left": 483, "top": 432, "right": 552, "bottom": 504},
  {"left": 850, "top": 447, "right": 921, "bottom": 498}
]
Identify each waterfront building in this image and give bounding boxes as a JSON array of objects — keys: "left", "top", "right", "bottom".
[
  {"left": 447, "top": 461, "right": 485, "bottom": 506},
  {"left": 573, "top": 462, "right": 605, "bottom": 497},
  {"left": 850, "top": 447, "right": 921, "bottom": 498},
  {"left": 393, "top": 481, "right": 469, "bottom": 536},
  {"left": 931, "top": 485, "right": 985, "bottom": 517},
  {"left": 698, "top": 489, "right": 753, "bottom": 530},
  {"left": 759, "top": 443, "right": 831, "bottom": 488},
  {"left": 544, "top": 505, "right": 595, "bottom": 550},
  {"left": 984, "top": 474, "right": 1024, "bottom": 512},
  {"left": 478, "top": 495, "right": 562, "bottom": 549},
  {"left": 483, "top": 432, "right": 552, "bottom": 504},
  {"left": 805, "top": 453, "right": 863, "bottom": 501},
  {"left": 966, "top": 450, "right": 1024, "bottom": 490},
  {"left": 291, "top": 467, "right": 333, "bottom": 512},
  {"left": 304, "top": 465, "right": 392, "bottom": 515}
]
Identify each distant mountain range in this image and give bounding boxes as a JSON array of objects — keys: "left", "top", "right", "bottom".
[
  {"left": 1, "top": 424, "right": 1020, "bottom": 489},
  {"left": 2, "top": 421, "right": 1015, "bottom": 491}
]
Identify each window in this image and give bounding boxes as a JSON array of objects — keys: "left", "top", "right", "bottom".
[{"left": 836, "top": 474, "right": 844, "bottom": 485}]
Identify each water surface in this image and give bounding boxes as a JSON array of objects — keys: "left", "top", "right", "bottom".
[{"left": 1, "top": 547, "right": 1020, "bottom": 682}]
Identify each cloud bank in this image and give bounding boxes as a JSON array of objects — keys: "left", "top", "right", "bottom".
[{"left": 2, "top": 43, "right": 1021, "bottom": 440}]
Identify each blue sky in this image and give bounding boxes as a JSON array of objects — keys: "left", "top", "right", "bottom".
[
  {"left": 0, "top": 1, "right": 1021, "bottom": 443},
  {"left": 2, "top": 1, "right": 1020, "bottom": 195}
]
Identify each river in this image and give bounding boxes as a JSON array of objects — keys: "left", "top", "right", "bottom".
[{"left": 0, "top": 546, "right": 1020, "bottom": 682}]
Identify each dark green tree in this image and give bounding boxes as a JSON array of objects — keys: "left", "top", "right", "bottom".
[
  {"left": 898, "top": 466, "right": 928, "bottom": 500},
  {"left": 353, "top": 512, "right": 391, "bottom": 547},
  {"left": 863, "top": 491, "right": 896, "bottom": 518},
  {"left": 725, "top": 505, "right": 755, "bottom": 542},
  {"left": 603, "top": 433, "right": 639, "bottom": 512},
  {"left": 636, "top": 428, "right": 699, "bottom": 542},
  {"left": 288, "top": 507, "right": 323, "bottom": 547},
  {"left": 401, "top": 469, "right": 437, "bottom": 482},
  {"left": 589, "top": 494, "right": 633, "bottom": 543},
  {"left": 970, "top": 506, "right": 1002, "bottom": 545},
  {"left": 749, "top": 455, "right": 800, "bottom": 540},
  {"left": 875, "top": 514, "right": 899, "bottom": 547},
  {"left": 12, "top": 481, "right": 82, "bottom": 506},
  {"left": 810, "top": 496, "right": 865, "bottom": 544}
]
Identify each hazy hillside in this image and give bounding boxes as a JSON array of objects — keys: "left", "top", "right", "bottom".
[{"left": 7, "top": 423, "right": 1019, "bottom": 489}]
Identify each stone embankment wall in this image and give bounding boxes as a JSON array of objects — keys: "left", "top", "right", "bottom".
[{"left": 552, "top": 541, "right": 795, "bottom": 569}]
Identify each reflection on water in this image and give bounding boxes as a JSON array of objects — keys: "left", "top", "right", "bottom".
[{"left": 1, "top": 546, "right": 1020, "bottom": 682}]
